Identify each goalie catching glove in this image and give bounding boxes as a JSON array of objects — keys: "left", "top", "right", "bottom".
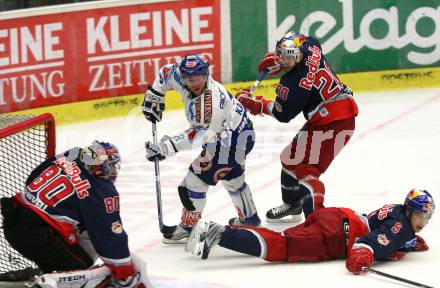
[
  {"left": 145, "top": 135, "right": 178, "bottom": 161},
  {"left": 235, "top": 88, "right": 272, "bottom": 116}
]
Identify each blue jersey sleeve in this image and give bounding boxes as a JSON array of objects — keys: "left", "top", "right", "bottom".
[{"left": 355, "top": 205, "right": 415, "bottom": 260}]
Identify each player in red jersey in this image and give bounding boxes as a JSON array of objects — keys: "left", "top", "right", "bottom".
[
  {"left": 186, "top": 189, "right": 434, "bottom": 275},
  {"left": 236, "top": 32, "right": 358, "bottom": 221}
]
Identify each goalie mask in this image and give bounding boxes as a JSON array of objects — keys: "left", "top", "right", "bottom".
[
  {"left": 275, "top": 31, "right": 306, "bottom": 64},
  {"left": 80, "top": 141, "right": 121, "bottom": 182},
  {"left": 404, "top": 189, "right": 435, "bottom": 219}
]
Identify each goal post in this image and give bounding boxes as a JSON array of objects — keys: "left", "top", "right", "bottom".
[{"left": 0, "top": 113, "right": 56, "bottom": 276}]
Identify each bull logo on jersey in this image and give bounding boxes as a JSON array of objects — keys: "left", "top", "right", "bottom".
[
  {"left": 111, "top": 221, "right": 123, "bottom": 234},
  {"left": 274, "top": 101, "right": 283, "bottom": 112},
  {"left": 391, "top": 222, "right": 402, "bottom": 234},
  {"left": 377, "top": 233, "right": 390, "bottom": 246}
]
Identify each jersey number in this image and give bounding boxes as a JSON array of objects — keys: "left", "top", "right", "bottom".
[
  {"left": 314, "top": 63, "right": 343, "bottom": 100},
  {"left": 28, "top": 165, "right": 74, "bottom": 206}
]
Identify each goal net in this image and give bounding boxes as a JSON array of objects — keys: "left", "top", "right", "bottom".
[{"left": 0, "top": 114, "right": 55, "bottom": 275}]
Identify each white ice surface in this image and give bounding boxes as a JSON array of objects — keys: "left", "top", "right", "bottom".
[{"left": 57, "top": 88, "right": 440, "bottom": 288}]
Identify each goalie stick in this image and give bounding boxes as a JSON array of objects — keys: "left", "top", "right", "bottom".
[{"left": 363, "top": 267, "right": 434, "bottom": 288}]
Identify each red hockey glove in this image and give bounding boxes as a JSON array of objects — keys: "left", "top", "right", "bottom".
[
  {"left": 346, "top": 248, "right": 374, "bottom": 275},
  {"left": 258, "top": 52, "right": 285, "bottom": 75},
  {"left": 413, "top": 235, "right": 429, "bottom": 252},
  {"left": 235, "top": 89, "right": 271, "bottom": 116},
  {"left": 386, "top": 251, "right": 406, "bottom": 261}
]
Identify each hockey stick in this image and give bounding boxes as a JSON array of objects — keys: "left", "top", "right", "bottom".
[
  {"left": 151, "top": 121, "right": 177, "bottom": 234},
  {"left": 249, "top": 68, "right": 269, "bottom": 93},
  {"left": 151, "top": 120, "right": 165, "bottom": 232},
  {"left": 363, "top": 267, "right": 434, "bottom": 288}
]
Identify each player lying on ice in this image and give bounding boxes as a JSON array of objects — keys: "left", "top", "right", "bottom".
[
  {"left": 185, "top": 189, "right": 434, "bottom": 274},
  {"left": 0, "top": 141, "right": 152, "bottom": 288}
]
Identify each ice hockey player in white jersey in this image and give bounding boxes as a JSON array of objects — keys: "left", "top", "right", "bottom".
[{"left": 143, "top": 53, "right": 260, "bottom": 243}]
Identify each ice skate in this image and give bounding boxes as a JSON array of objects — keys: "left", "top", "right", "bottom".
[
  {"left": 266, "top": 201, "right": 303, "bottom": 223},
  {"left": 185, "top": 221, "right": 225, "bottom": 260},
  {"left": 162, "top": 224, "right": 191, "bottom": 244}
]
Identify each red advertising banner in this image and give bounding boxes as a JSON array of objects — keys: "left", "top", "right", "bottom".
[{"left": 0, "top": 0, "right": 221, "bottom": 113}]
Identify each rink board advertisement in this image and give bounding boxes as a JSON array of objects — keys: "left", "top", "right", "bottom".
[
  {"left": 230, "top": 0, "right": 440, "bottom": 81},
  {"left": 0, "top": 0, "right": 221, "bottom": 113}
]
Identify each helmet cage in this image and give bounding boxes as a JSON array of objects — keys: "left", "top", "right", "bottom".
[
  {"left": 275, "top": 32, "right": 306, "bottom": 64},
  {"left": 80, "top": 141, "right": 121, "bottom": 182}
]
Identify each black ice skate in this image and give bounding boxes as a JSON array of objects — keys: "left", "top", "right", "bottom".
[
  {"left": 185, "top": 221, "right": 225, "bottom": 260},
  {"left": 162, "top": 224, "right": 191, "bottom": 244},
  {"left": 266, "top": 201, "right": 303, "bottom": 223}
]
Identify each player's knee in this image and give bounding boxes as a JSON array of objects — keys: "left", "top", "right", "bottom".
[
  {"left": 250, "top": 227, "right": 288, "bottom": 262},
  {"left": 221, "top": 174, "right": 245, "bottom": 192},
  {"left": 179, "top": 171, "right": 209, "bottom": 211},
  {"left": 183, "top": 170, "right": 209, "bottom": 191}
]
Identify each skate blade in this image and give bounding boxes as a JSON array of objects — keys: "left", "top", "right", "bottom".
[
  {"left": 162, "top": 238, "right": 188, "bottom": 244},
  {"left": 266, "top": 214, "right": 303, "bottom": 223}
]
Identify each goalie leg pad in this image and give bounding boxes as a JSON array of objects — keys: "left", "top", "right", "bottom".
[{"left": 29, "top": 265, "right": 111, "bottom": 288}]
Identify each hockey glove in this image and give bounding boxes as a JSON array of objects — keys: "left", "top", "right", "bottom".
[
  {"left": 235, "top": 89, "right": 271, "bottom": 116},
  {"left": 142, "top": 88, "right": 165, "bottom": 123},
  {"left": 145, "top": 136, "right": 178, "bottom": 162},
  {"left": 413, "top": 235, "right": 429, "bottom": 251},
  {"left": 258, "top": 52, "right": 285, "bottom": 75},
  {"left": 346, "top": 247, "right": 374, "bottom": 275}
]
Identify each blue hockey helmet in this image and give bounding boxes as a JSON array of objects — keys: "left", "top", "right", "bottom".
[
  {"left": 275, "top": 31, "right": 307, "bottom": 63},
  {"left": 80, "top": 141, "right": 121, "bottom": 182},
  {"left": 404, "top": 189, "right": 435, "bottom": 219},
  {"left": 179, "top": 53, "right": 210, "bottom": 79}
]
